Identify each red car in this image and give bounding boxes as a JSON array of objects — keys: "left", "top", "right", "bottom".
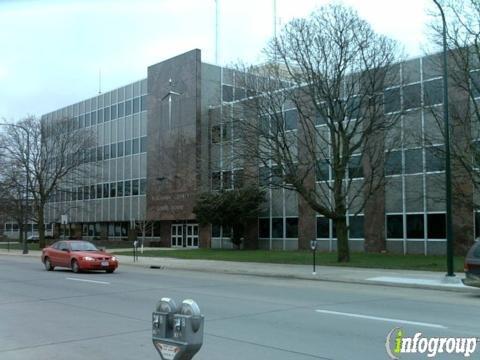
[{"left": 41, "top": 240, "right": 118, "bottom": 273}]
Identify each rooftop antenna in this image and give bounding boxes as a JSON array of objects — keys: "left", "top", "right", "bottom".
[
  {"left": 273, "top": 0, "right": 277, "bottom": 40},
  {"left": 215, "top": 0, "right": 219, "bottom": 65},
  {"left": 98, "top": 68, "right": 102, "bottom": 94}
]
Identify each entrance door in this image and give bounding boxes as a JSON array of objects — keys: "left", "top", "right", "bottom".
[
  {"left": 171, "top": 224, "right": 183, "bottom": 247},
  {"left": 186, "top": 224, "right": 199, "bottom": 248}
]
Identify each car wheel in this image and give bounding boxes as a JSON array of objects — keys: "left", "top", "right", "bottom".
[
  {"left": 44, "top": 257, "right": 54, "bottom": 271},
  {"left": 106, "top": 269, "right": 115, "bottom": 273},
  {"left": 71, "top": 259, "right": 80, "bottom": 273}
]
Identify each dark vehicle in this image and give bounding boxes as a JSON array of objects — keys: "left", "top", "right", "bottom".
[
  {"left": 463, "top": 241, "right": 480, "bottom": 288},
  {"left": 41, "top": 240, "right": 119, "bottom": 273}
]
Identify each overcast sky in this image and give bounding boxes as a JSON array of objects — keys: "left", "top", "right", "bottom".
[{"left": 0, "top": 0, "right": 438, "bottom": 120}]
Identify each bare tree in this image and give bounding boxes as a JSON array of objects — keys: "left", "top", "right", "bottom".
[
  {"left": 230, "top": 4, "right": 402, "bottom": 262},
  {"left": 0, "top": 116, "right": 96, "bottom": 248}
]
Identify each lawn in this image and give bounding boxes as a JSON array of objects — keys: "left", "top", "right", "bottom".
[{"left": 112, "top": 248, "right": 465, "bottom": 272}]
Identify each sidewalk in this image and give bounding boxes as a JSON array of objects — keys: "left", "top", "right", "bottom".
[{"left": 1, "top": 248, "right": 477, "bottom": 293}]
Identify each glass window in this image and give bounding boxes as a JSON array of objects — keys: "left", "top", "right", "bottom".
[
  {"left": 404, "top": 149, "right": 423, "bottom": 174},
  {"left": 118, "top": 102, "right": 125, "bottom": 118},
  {"left": 348, "top": 155, "right": 363, "bottom": 179},
  {"left": 79, "top": 114, "right": 85, "bottom": 128},
  {"left": 125, "top": 140, "right": 132, "bottom": 156},
  {"left": 103, "top": 183, "right": 110, "bottom": 198},
  {"left": 85, "top": 112, "right": 91, "bottom": 127},
  {"left": 140, "top": 136, "right": 147, "bottom": 153},
  {"left": 110, "top": 182, "right": 116, "bottom": 197},
  {"left": 111, "top": 143, "right": 117, "bottom": 158},
  {"left": 427, "top": 213, "right": 446, "bottom": 239},
  {"left": 125, "top": 100, "right": 132, "bottom": 116},
  {"left": 117, "top": 142, "right": 124, "bottom": 157},
  {"left": 91, "top": 111, "right": 97, "bottom": 125},
  {"left": 117, "top": 181, "right": 124, "bottom": 197},
  {"left": 96, "top": 184, "right": 102, "bottom": 199},
  {"left": 97, "top": 108, "right": 104, "bottom": 123},
  {"left": 407, "top": 214, "right": 424, "bottom": 238},
  {"left": 132, "top": 138, "right": 140, "bottom": 154},
  {"left": 140, "top": 178, "right": 147, "bottom": 195},
  {"left": 132, "top": 179, "right": 139, "bottom": 196},
  {"left": 385, "top": 150, "right": 402, "bottom": 175},
  {"left": 90, "top": 185, "right": 96, "bottom": 199},
  {"left": 133, "top": 97, "right": 140, "bottom": 113},
  {"left": 212, "top": 172, "right": 221, "bottom": 190},
  {"left": 222, "top": 85, "right": 233, "bottom": 102},
  {"left": 124, "top": 180, "right": 131, "bottom": 196},
  {"left": 104, "top": 106, "right": 111, "bottom": 122},
  {"left": 316, "top": 160, "right": 330, "bottom": 181},
  {"left": 387, "top": 215, "right": 403, "bottom": 238},
  {"left": 424, "top": 79, "right": 443, "bottom": 106},
  {"left": 403, "top": 83, "right": 421, "bottom": 109},
  {"left": 284, "top": 109, "right": 298, "bottom": 130},
  {"left": 234, "top": 87, "right": 246, "bottom": 101},
  {"left": 97, "top": 147, "right": 103, "bottom": 161},
  {"left": 384, "top": 87, "right": 401, "bottom": 113},
  {"left": 212, "top": 125, "right": 221, "bottom": 143},
  {"left": 259, "top": 219, "right": 270, "bottom": 238},
  {"left": 104, "top": 145, "right": 110, "bottom": 160},
  {"left": 212, "top": 224, "right": 221, "bottom": 237},
  {"left": 425, "top": 146, "right": 445, "bottom": 172},
  {"left": 285, "top": 218, "right": 298, "bottom": 238},
  {"left": 272, "top": 218, "right": 283, "bottom": 238},
  {"left": 316, "top": 217, "right": 329, "bottom": 238},
  {"left": 83, "top": 186, "right": 89, "bottom": 200},
  {"left": 222, "top": 171, "right": 232, "bottom": 189},
  {"left": 141, "top": 95, "right": 147, "bottom": 111},
  {"left": 349, "top": 216, "right": 364, "bottom": 238},
  {"left": 111, "top": 104, "right": 117, "bottom": 120}
]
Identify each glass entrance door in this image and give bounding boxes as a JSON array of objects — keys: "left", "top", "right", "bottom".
[
  {"left": 186, "top": 224, "right": 199, "bottom": 248},
  {"left": 171, "top": 224, "right": 183, "bottom": 247}
]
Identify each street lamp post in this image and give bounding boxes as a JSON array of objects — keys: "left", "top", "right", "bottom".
[
  {"left": 0, "top": 123, "right": 30, "bottom": 254},
  {"left": 432, "top": 0, "right": 455, "bottom": 277}
]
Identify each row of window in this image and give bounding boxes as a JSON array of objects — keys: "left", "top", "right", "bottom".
[
  {"left": 211, "top": 169, "right": 244, "bottom": 190},
  {"left": 82, "top": 136, "right": 147, "bottom": 163},
  {"left": 384, "top": 78, "right": 443, "bottom": 113},
  {"left": 52, "top": 178, "right": 147, "bottom": 202},
  {"left": 80, "top": 221, "right": 161, "bottom": 238},
  {"left": 385, "top": 146, "right": 445, "bottom": 175},
  {"left": 4, "top": 223, "right": 53, "bottom": 232}
]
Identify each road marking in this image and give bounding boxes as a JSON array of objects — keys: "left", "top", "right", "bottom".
[
  {"left": 315, "top": 309, "right": 447, "bottom": 329},
  {"left": 66, "top": 277, "right": 110, "bottom": 285}
]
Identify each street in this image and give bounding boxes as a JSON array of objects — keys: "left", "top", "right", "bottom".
[{"left": 0, "top": 255, "right": 479, "bottom": 360}]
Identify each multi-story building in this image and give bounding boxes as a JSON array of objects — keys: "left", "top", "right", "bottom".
[{"left": 37, "top": 49, "right": 478, "bottom": 254}]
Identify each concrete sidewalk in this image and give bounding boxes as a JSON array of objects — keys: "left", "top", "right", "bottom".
[{"left": 1, "top": 248, "right": 477, "bottom": 293}]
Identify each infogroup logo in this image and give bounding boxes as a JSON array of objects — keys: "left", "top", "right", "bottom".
[{"left": 385, "top": 327, "right": 479, "bottom": 359}]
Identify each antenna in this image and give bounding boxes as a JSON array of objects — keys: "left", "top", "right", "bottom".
[
  {"left": 98, "top": 68, "right": 102, "bottom": 94},
  {"left": 215, "top": 0, "right": 219, "bottom": 65},
  {"left": 273, "top": 0, "right": 277, "bottom": 40}
]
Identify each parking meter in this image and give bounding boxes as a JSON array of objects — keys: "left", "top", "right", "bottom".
[
  {"left": 310, "top": 240, "right": 318, "bottom": 275},
  {"left": 152, "top": 298, "right": 204, "bottom": 360}
]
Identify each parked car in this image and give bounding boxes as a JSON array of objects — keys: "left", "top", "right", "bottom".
[
  {"left": 41, "top": 240, "right": 118, "bottom": 273},
  {"left": 463, "top": 241, "right": 480, "bottom": 288},
  {"left": 27, "top": 235, "right": 40, "bottom": 243}
]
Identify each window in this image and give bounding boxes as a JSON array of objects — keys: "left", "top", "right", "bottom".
[
  {"left": 132, "top": 179, "right": 139, "bottom": 196},
  {"left": 212, "top": 224, "right": 221, "bottom": 237},
  {"left": 316, "top": 160, "right": 330, "bottom": 181},
  {"left": 271, "top": 218, "right": 283, "bottom": 238},
  {"left": 132, "top": 138, "right": 140, "bottom": 154},
  {"left": 124, "top": 180, "right": 131, "bottom": 196},
  {"left": 103, "top": 183, "right": 110, "bottom": 198},
  {"left": 407, "top": 214, "right": 424, "bottom": 238},
  {"left": 403, "top": 83, "right": 421, "bottom": 109},
  {"left": 118, "top": 102, "right": 125, "bottom": 117},
  {"left": 140, "top": 178, "right": 147, "bottom": 195},
  {"left": 212, "top": 125, "right": 221, "bottom": 143},
  {"left": 125, "top": 140, "right": 132, "bottom": 156},
  {"left": 117, "top": 142, "right": 124, "bottom": 157},
  {"left": 110, "top": 182, "right": 116, "bottom": 197},
  {"left": 84, "top": 186, "right": 89, "bottom": 200},
  {"left": 79, "top": 114, "right": 85, "bottom": 128},
  {"left": 222, "top": 171, "right": 232, "bottom": 190},
  {"left": 222, "top": 85, "right": 233, "bottom": 102},
  {"left": 424, "top": 79, "right": 443, "bottom": 106},
  {"left": 259, "top": 167, "right": 270, "bottom": 187},
  {"left": 349, "top": 216, "right": 364, "bottom": 238},
  {"left": 104, "top": 106, "right": 111, "bottom": 122},
  {"left": 384, "top": 87, "right": 401, "bottom": 113},
  {"left": 233, "top": 169, "right": 244, "bottom": 188},
  {"left": 111, "top": 143, "right": 117, "bottom": 158},
  {"left": 348, "top": 156, "right": 363, "bottom": 179},
  {"left": 404, "top": 149, "right": 423, "bottom": 174},
  {"left": 425, "top": 146, "right": 445, "bottom": 172},
  {"left": 286, "top": 218, "right": 298, "bottom": 238},
  {"left": 385, "top": 151, "right": 402, "bottom": 175},
  {"left": 104, "top": 145, "right": 110, "bottom": 160},
  {"left": 90, "top": 148, "right": 96, "bottom": 163},
  {"left": 90, "top": 185, "right": 96, "bottom": 199},
  {"left": 141, "top": 95, "right": 147, "bottom": 111},
  {"left": 125, "top": 100, "right": 132, "bottom": 115},
  {"left": 111, "top": 104, "right": 117, "bottom": 120},
  {"left": 234, "top": 87, "right": 246, "bottom": 101},
  {"left": 212, "top": 172, "right": 221, "bottom": 190},
  {"left": 259, "top": 219, "right": 270, "bottom": 238},
  {"left": 97, "top": 108, "right": 104, "bottom": 123},
  {"left": 96, "top": 184, "right": 102, "bottom": 198},
  {"left": 140, "top": 136, "right": 147, "bottom": 153},
  {"left": 77, "top": 187, "right": 83, "bottom": 201},
  {"left": 284, "top": 109, "right": 298, "bottom": 130},
  {"left": 85, "top": 112, "right": 91, "bottom": 127},
  {"left": 427, "top": 213, "right": 446, "bottom": 239},
  {"left": 117, "top": 181, "right": 124, "bottom": 197},
  {"left": 133, "top": 97, "right": 140, "bottom": 113},
  {"left": 387, "top": 215, "right": 403, "bottom": 238},
  {"left": 317, "top": 217, "right": 329, "bottom": 238},
  {"left": 97, "top": 147, "right": 103, "bottom": 161}
]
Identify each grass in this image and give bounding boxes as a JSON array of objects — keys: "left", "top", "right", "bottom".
[{"left": 112, "top": 248, "right": 465, "bottom": 273}]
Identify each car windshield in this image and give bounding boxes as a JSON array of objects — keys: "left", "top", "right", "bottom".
[{"left": 70, "top": 242, "right": 98, "bottom": 252}]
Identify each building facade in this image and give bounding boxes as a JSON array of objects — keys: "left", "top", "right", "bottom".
[{"left": 38, "top": 49, "right": 478, "bottom": 254}]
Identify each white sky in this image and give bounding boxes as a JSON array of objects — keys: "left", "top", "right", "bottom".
[{"left": 0, "top": 0, "right": 437, "bottom": 120}]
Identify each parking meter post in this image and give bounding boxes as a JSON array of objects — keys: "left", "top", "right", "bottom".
[
  {"left": 152, "top": 298, "right": 204, "bottom": 360},
  {"left": 310, "top": 240, "right": 318, "bottom": 275}
]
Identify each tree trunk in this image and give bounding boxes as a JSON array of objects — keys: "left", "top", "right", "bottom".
[
  {"left": 336, "top": 216, "right": 350, "bottom": 262},
  {"left": 38, "top": 206, "right": 46, "bottom": 249}
]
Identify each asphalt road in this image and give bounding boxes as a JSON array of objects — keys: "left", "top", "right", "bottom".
[{"left": 0, "top": 255, "right": 479, "bottom": 360}]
